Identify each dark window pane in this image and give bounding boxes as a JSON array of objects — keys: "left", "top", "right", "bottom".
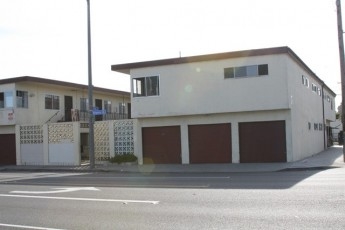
[
  {"left": 235, "top": 66, "right": 247, "bottom": 78},
  {"left": 258, "top": 64, "right": 268, "bottom": 75},
  {"left": 45, "top": 95, "right": 52, "bottom": 109},
  {"left": 0, "top": 92, "right": 4, "bottom": 108},
  {"left": 224, "top": 68, "right": 234, "bottom": 78},
  {"left": 146, "top": 76, "right": 159, "bottom": 96}
]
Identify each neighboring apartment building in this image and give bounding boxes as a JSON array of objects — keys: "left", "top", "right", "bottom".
[
  {"left": 0, "top": 76, "right": 130, "bottom": 165},
  {"left": 111, "top": 46, "right": 336, "bottom": 164}
]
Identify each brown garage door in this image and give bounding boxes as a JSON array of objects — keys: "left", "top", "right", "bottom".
[
  {"left": 0, "top": 134, "right": 16, "bottom": 165},
  {"left": 239, "top": 121, "right": 286, "bottom": 163},
  {"left": 142, "top": 126, "right": 181, "bottom": 164},
  {"left": 189, "top": 123, "right": 232, "bottom": 164}
]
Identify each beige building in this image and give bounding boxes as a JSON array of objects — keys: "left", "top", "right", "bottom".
[
  {"left": 0, "top": 76, "right": 130, "bottom": 165},
  {"left": 112, "top": 46, "right": 336, "bottom": 164}
]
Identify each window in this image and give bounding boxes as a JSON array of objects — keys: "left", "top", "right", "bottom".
[
  {"left": 314, "top": 123, "right": 318, "bottom": 130},
  {"left": 45, "top": 94, "right": 59, "bottom": 110},
  {"left": 132, "top": 76, "right": 159, "bottom": 97},
  {"left": 317, "top": 88, "right": 322, "bottom": 96},
  {"left": 302, "top": 75, "right": 309, "bottom": 87},
  {"left": 119, "top": 103, "right": 126, "bottom": 114},
  {"left": 0, "top": 91, "right": 13, "bottom": 108},
  {"left": 16, "top": 90, "right": 28, "bottom": 108},
  {"left": 311, "top": 84, "right": 317, "bottom": 93},
  {"left": 224, "top": 64, "right": 268, "bottom": 79},
  {"left": 80, "top": 98, "right": 89, "bottom": 111},
  {"left": 104, "top": 100, "right": 112, "bottom": 113},
  {"left": 319, "top": 123, "right": 323, "bottom": 131}
]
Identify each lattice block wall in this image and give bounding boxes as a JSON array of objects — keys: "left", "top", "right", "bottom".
[
  {"left": 48, "top": 123, "right": 74, "bottom": 143},
  {"left": 94, "top": 121, "right": 110, "bottom": 161},
  {"left": 20, "top": 125, "right": 43, "bottom": 144},
  {"left": 114, "top": 119, "right": 134, "bottom": 155}
]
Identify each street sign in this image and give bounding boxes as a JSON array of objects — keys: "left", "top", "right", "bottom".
[{"left": 92, "top": 109, "right": 106, "bottom": 115}]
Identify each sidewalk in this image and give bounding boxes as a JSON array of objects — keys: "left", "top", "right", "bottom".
[{"left": 1, "top": 146, "right": 344, "bottom": 173}]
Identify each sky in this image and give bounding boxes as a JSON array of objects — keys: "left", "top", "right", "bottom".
[{"left": 0, "top": 0, "right": 344, "bottom": 107}]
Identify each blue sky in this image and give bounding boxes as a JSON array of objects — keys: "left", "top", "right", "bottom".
[{"left": 0, "top": 0, "right": 343, "bottom": 107}]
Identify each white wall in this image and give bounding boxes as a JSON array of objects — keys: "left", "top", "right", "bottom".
[
  {"left": 286, "top": 57, "right": 335, "bottom": 161},
  {"left": 0, "top": 81, "right": 131, "bottom": 126},
  {"left": 130, "top": 54, "right": 290, "bottom": 118}
]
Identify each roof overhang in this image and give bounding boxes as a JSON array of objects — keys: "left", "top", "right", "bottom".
[{"left": 110, "top": 46, "right": 336, "bottom": 97}]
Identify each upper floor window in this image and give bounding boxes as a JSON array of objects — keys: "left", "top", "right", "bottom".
[
  {"left": 224, "top": 64, "right": 268, "bottom": 79},
  {"left": 133, "top": 76, "right": 159, "bottom": 97},
  {"left": 317, "top": 87, "right": 322, "bottom": 96},
  {"left": 45, "top": 94, "right": 59, "bottom": 110},
  {"left": 16, "top": 90, "right": 28, "bottom": 108},
  {"left": 311, "top": 83, "right": 317, "bottom": 93},
  {"left": 80, "top": 98, "right": 89, "bottom": 111},
  {"left": 0, "top": 91, "right": 13, "bottom": 109},
  {"left": 119, "top": 103, "right": 126, "bottom": 114},
  {"left": 104, "top": 100, "right": 112, "bottom": 113},
  {"left": 302, "top": 75, "right": 309, "bottom": 87}
]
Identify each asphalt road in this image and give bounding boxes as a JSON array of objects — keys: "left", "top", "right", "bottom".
[{"left": 0, "top": 168, "right": 344, "bottom": 230}]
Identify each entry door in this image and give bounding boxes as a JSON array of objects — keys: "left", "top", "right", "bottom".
[
  {"left": 95, "top": 99, "right": 103, "bottom": 121},
  {"left": 64, "top": 96, "right": 73, "bottom": 122}
]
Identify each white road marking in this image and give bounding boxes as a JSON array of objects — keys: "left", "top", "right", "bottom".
[
  {"left": 79, "top": 176, "right": 230, "bottom": 179},
  {"left": 0, "top": 194, "right": 159, "bottom": 204},
  {"left": 0, "top": 223, "right": 65, "bottom": 230},
  {"left": 10, "top": 187, "right": 99, "bottom": 194},
  {"left": 0, "top": 172, "right": 89, "bottom": 183}
]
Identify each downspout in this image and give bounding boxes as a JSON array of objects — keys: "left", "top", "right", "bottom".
[{"left": 321, "top": 83, "right": 326, "bottom": 149}]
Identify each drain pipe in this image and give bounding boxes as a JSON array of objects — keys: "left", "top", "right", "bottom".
[{"left": 321, "top": 83, "right": 326, "bottom": 149}]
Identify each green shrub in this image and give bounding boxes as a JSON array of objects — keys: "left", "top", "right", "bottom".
[{"left": 109, "top": 154, "right": 137, "bottom": 164}]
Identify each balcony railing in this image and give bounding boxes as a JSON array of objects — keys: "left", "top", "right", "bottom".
[{"left": 66, "top": 109, "right": 129, "bottom": 122}]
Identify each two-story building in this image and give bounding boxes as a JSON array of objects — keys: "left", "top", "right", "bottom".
[
  {"left": 0, "top": 76, "right": 130, "bottom": 165},
  {"left": 111, "top": 46, "right": 336, "bottom": 164}
]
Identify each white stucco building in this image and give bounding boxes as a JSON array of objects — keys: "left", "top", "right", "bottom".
[
  {"left": 0, "top": 76, "right": 130, "bottom": 165},
  {"left": 112, "top": 47, "right": 336, "bottom": 164}
]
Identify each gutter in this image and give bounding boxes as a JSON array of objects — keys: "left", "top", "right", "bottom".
[{"left": 322, "top": 83, "right": 326, "bottom": 149}]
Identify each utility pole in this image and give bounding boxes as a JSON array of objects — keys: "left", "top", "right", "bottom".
[
  {"left": 87, "top": 0, "right": 95, "bottom": 168},
  {"left": 336, "top": 0, "right": 345, "bottom": 162}
]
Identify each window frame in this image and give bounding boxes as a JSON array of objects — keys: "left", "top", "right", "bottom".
[
  {"left": 16, "top": 90, "right": 28, "bottom": 108},
  {"left": 224, "top": 64, "right": 268, "bottom": 79},
  {"left": 104, "top": 100, "right": 112, "bottom": 113},
  {"left": 132, "top": 75, "right": 160, "bottom": 97},
  {"left": 0, "top": 91, "right": 14, "bottom": 109},
  {"left": 80, "top": 98, "right": 89, "bottom": 111},
  {"left": 302, "top": 75, "right": 309, "bottom": 87},
  {"left": 45, "top": 94, "right": 60, "bottom": 110}
]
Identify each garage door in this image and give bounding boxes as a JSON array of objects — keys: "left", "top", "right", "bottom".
[
  {"left": 189, "top": 123, "right": 232, "bottom": 164},
  {"left": 142, "top": 126, "right": 181, "bottom": 164},
  {"left": 0, "top": 134, "right": 16, "bottom": 165},
  {"left": 239, "top": 121, "right": 286, "bottom": 163}
]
